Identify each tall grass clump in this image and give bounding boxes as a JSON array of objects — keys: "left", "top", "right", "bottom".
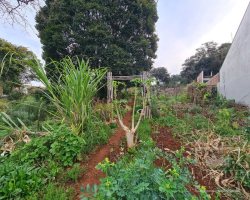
[{"left": 31, "top": 57, "right": 107, "bottom": 134}]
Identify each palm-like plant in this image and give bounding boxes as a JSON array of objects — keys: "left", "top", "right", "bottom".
[{"left": 31, "top": 57, "right": 107, "bottom": 134}]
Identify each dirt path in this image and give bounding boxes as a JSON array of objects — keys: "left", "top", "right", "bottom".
[{"left": 72, "top": 109, "right": 132, "bottom": 199}]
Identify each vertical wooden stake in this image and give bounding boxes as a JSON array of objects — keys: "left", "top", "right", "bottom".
[{"left": 107, "top": 72, "right": 113, "bottom": 103}]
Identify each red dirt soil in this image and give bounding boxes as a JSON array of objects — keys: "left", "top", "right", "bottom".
[
  {"left": 153, "top": 126, "right": 221, "bottom": 200},
  {"left": 71, "top": 109, "right": 132, "bottom": 199}
]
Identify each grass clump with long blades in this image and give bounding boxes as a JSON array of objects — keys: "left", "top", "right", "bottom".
[{"left": 31, "top": 57, "right": 107, "bottom": 135}]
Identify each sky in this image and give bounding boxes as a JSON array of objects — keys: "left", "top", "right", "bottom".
[{"left": 0, "top": 0, "right": 249, "bottom": 75}]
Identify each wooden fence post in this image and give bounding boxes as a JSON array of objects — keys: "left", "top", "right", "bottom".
[
  {"left": 142, "top": 71, "right": 151, "bottom": 119},
  {"left": 107, "top": 72, "right": 113, "bottom": 103}
]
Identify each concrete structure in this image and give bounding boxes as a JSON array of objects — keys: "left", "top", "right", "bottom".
[
  {"left": 207, "top": 73, "right": 220, "bottom": 87},
  {"left": 218, "top": 3, "right": 250, "bottom": 107},
  {"left": 197, "top": 71, "right": 214, "bottom": 83}
]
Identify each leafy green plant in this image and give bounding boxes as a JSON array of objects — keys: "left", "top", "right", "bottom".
[
  {"left": 81, "top": 147, "right": 210, "bottom": 200},
  {"left": 82, "top": 118, "right": 112, "bottom": 153},
  {"left": 30, "top": 57, "right": 107, "bottom": 134},
  {"left": 4, "top": 123, "right": 84, "bottom": 168},
  {"left": 137, "top": 119, "right": 152, "bottom": 142},
  {"left": 151, "top": 96, "right": 160, "bottom": 118},
  {"left": 65, "top": 163, "right": 84, "bottom": 182},
  {"left": 0, "top": 160, "right": 43, "bottom": 199},
  {"left": 224, "top": 144, "right": 250, "bottom": 189},
  {"left": 214, "top": 108, "right": 236, "bottom": 135},
  {"left": 0, "top": 122, "right": 86, "bottom": 199}
]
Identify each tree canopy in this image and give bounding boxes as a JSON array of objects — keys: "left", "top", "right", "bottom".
[
  {"left": 36, "top": 0, "right": 158, "bottom": 79},
  {"left": 180, "top": 42, "right": 231, "bottom": 83},
  {"left": 150, "top": 67, "right": 170, "bottom": 84},
  {"left": 0, "top": 38, "right": 38, "bottom": 93}
]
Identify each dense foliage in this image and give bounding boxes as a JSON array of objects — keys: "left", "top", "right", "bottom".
[
  {"left": 0, "top": 119, "right": 113, "bottom": 199},
  {"left": 180, "top": 42, "right": 231, "bottom": 83},
  {"left": 82, "top": 143, "right": 210, "bottom": 200},
  {"left": 0, "top": 39, "right": 39, "bottom": 94},
  {"left": 36, "top": 0, "right": 158, "bottom": 79}
]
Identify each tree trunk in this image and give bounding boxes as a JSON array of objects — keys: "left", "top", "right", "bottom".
[{"left": 126, "top": 131, "right": 136, "bottom": 148}]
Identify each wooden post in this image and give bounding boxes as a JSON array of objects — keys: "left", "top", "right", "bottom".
[
  {"left": 142, "top": 71, "right": 151, "bottom": 119},
  {"left": 107, "top": 71, "right": 151, "bottom": 118},
  {"left": 107, "top": 72, "right": 113, "bottom": 103}
]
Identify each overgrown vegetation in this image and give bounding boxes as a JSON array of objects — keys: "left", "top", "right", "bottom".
[
  {"left": 0, "top": 56, "right": 112, "bottom": 199},
  {"left": 0, "top": 52, "right": 249, "bottom": 200},
  {"left": 152, "top": 86, "right": 250, "bottom": 199},
  {"left": 82, "top": 143, "right": 210, "bottom": 200}
]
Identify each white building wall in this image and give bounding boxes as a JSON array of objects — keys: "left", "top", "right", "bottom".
[{"left": 218, "top": 3, "right": 250, "bottom": 107}]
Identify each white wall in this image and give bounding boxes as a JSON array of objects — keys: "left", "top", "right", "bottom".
[{"left": 218, "top": 3, "right": 250, "bottom": 107}]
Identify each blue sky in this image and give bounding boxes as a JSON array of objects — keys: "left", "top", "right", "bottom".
[{"left": 0, "top": 0, "right": 249, "bottom": 75}]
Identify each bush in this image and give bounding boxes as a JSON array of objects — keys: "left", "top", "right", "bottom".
[
  {"left": 0, "top": 123, "right": 85, "bottom": 199},
  {"left": 214, "top": 108, "right": 237, "bottom": 135},
  {"left": 83, "top": 118, "right": 112, "bottom": 153},
  {"left": 65, "top": 163, "right": 84, "bottom": 182},
  {"left": 0, "top": 160, "right": 43, "bottom": 199},
  {"left": 13, "top": 123, "right": 85, "bottom": 166}
]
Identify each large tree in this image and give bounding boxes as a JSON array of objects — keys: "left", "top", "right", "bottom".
[
  {"left": 36, "top": 0, "right": 158, "bottom": 79},
  {"left": 0, "top": 38, "right": 38, "bottom": 93},
  {"left": 150, "top": 67, "right": 170, "bottom": 84},
  {"left": 180, "top": 42, "right": 231, "bottom": 83}
]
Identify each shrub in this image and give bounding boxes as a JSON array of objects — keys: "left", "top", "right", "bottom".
[
  {"left": 151, "top": 96, "right": 160, "bottom": 118},
  {"left": 0, "top": 123, "right": 85, "bottom": 199},
  {"left": 65, "top": 163, "right": 84, "bottom": 182},
  {"left": 83, "top": 119, "right": 112, "bottom": 153},
  {"left": 13, "top": 123, "right": 85, "bottom": 166},
  {"left": 214, "top": 108, "right": 236, "bottom": 135},
  {"left": 0, "top": 160, "right": 43, "bottom": 199}
]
